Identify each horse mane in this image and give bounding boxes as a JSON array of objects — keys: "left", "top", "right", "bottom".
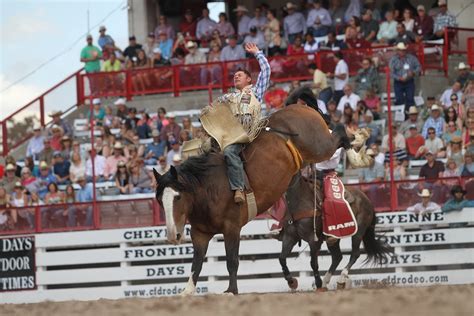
[{"left": 176, "top": 149, "right": 223, "bottom": 191}]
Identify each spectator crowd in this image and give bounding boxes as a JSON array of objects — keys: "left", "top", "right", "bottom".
[{"left": 1, "top": 0, "right": 473, "bottom": 232}]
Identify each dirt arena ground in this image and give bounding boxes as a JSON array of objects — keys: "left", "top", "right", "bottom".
[{"left": 2, "top": 284, "right": 473, "bottom": 316}]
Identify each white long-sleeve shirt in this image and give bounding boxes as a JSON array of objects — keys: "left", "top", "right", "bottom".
[
  {"left": 85, "top": 155, "right": 106, "bottom": 177},
  {"left": 316, "top": 148, "right": 342, "bottom": 171}
]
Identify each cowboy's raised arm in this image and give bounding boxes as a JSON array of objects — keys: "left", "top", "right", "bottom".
[{"left": 245, "top": 43, "right": 271, "bottom": 102}]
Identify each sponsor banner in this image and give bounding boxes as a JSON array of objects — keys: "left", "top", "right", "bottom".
[
  {"left": 376, "top": 210, "right": 473, "bottom": 227},
  {"left": 0, "top": 236, "right": 36, "bottom": 292}
]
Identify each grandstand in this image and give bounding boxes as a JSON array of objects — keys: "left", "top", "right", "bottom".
[{"left": 0, "top": 0, "right": 473, "bottom": 234}]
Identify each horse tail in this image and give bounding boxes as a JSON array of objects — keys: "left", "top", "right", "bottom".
[{"left": 362, "top": 215, "right": 392, "bottom": 265}]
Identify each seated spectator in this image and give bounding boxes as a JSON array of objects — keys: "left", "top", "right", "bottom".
[
  {"left": 286, "top": 35, "right": 304, "bottom": 55},
  {"left": 88, "top": 98, "right": 106, "bottom": 126},
  {"left": 207, "top": 41, "right": 223, "bottom": 83},
  {"left": 432, "top": 0, "right": 457, "bottom": 39},
  {"left": 264, "top": 81, "right": 288, "bottom": 113},
  {"left": 442, "top": 158, "right": 461, "bottom": 187},
  {"left": 103, "top": 106, "right": 117, "bottom": 128},
  {"left": 42, "top": 182, "right": 65, "bottom": 228},
  {"left": 344, "top": 15, "right": 361, "bottom": 39},
  {"left": 283, "top": 2, "right": 306, "bottom": 44},
  {"left": 440, "top": 81, "right": 463, "bottom": 108},
  {"left": 221, "top": 34, "right": 246, "bottom": 62},
  {"left": 320, "top": 31, "right": 346, "bottom": 51},
  {"left": 303, "top": 32, "right": 318, "bottom": 54},
  {"left": 21, "top": 167, "right": 37, "bottom": 191},
  {"left": 422, "top": 104, "right": 445, "bottom": 138},
  {"left": 85, "top": 149, "right": 106, "bottom": 182},
  {"left": 53, "top": 152, "right": 71, "bottom": 185},
  {"left": 24, "top": 157, "right": 39, "bottom": 178},
  {"left": 449, "top": 97, "right": 465, "bottom": 130},
  {"left": 460, "top": 153, "right": 473, "bottom": 176},
  {"left": 50, "top": 125, "right": 63, "bottom": 151},
  {"left": 180, "top": 9, "right": 197, "bottom": 40},
  {"left": 160, "top": 113, "right": 181, "bottom": 146},
  {"left": 128, "top": 49, "right": 151, "bottom": 92},
  {"left": 35, "top": 161, "right": 56, "bottom": 199},
  {"left": 129, "top": 160, "right": 154, "bottom": 194},
  {"left": 166, "top": 141, "right": 182, "bottom": 166},
  {"left": 142, "top": 32, "right": 158, "bottom": 60},
  {"left": 307, "top": 0, "right": 331, "bottom": 37},
  {"left": 26, "top": 123, "right": 45, "bottom": 160},
  {"left": 402, "top": 9, "right": 414, "bottom": 32},
  {"left": 182, "top": 117, "right": 199, "bottom": 139},
  {"left": 49, "top": 110, "right": 72, "bottom": 138},
  {"left": 345, "top": 26, "right": 370, "bottom": 49},
  {"left": 60, "top": 136, "right": 72, "bottom": 161},
  {"left": 70, "top": 152, "right": 86, "bottom": 183},
  {"left": 38, "top": 138, "right": 54, "bottom": 165},
  {"left": 0, "top": 187, "right": 11, "bottom": 226},
  {"left": 341, "top": 104, "right": 356, "bottom": 127},
  {"left": 377, "top": 10, "right": 398, "bottom": 43},
  {"left": 359, "top": 148, "right": 385, "bottom": 202},
  {"left": 263, "top": 9, "right": 281, "bottom": 56},
  {"left": 216, "top": 12, "right": 235, "bottom": 39},
  {"left": 456, "top": 62, "right": 473, "bottom": 89},
  {"left": 447, "top": 136, "right": 464, "bottom": 166},
  {"left": 196, "top": 8, "right": 217, "bottom": 42},
  {"left": 443, "top": 120, "right": 462, "bottom": 145},
  {"left": 157, "top": 32, "right": 173, "bottom": 61},
  {"left": 360, "top": 9, "right": 378, "bottom": 42},
  {"left": 114, "top": 161, "right": 132, "bottom": 195},
  {"left": 74, "top": 176, "right": 93, "bottom": 226},
  {"left": 154, "top": 15, "right": 175, "bottom": 40},
  {"left": 400, "top": 106, "right": 424, "bottom": 138},
  {"left": 362, "top": 88, "right": 381, "bottom": 118},
  {"left": 419, "top": 151, "right": 445, "bottom": 201},
  {"left": 144, "top": 130, "right": 166, "bottom": 165},
  {"left": 179, "top": 130, "right": 191, "bottom": 144},
  {"left": 123, "top": 36, "right": 142, "bottom": 62},
  {"left": 1, "top": 164, "right": 21, "bottom": 194},
  {"left": 406, "top": 125, "right": 425, "bottom": 159},
  {"left": 413, "top": 5, "right": 433, "bottom": 40},
  {"left": 385, "top": 157, "right": 408, "bottom": 181},
  {"left": 172, "top": 154, "right": 182, "bottom": 166},
  {"left": 442, "top": 185, "right": 474, "bottom": 214},
  {"left": 102, "top": 51, "right": 122, "bottom": 72},
  {"left": 104, "top": 142, "right": 127, "bottom": 180},
  {"left": 10, "top": 182, "right": 29, "bottom": 227},
  {"left": 326, "top": 100, "right": 341, "bottom": 124},
  {"left": 359, "top": 110, "right": 379, "bottom": 146},
  {"left": 381, "top": 124, "right": 407, "bottom": 160},
  {"left": 355, "top": 58, "right": 379, "bottom": 96},
  {"left": 156, "top": 156, "right": 169, "bottom": 175},
  {"left": 183, "top": 41, "right": 208, "bottom": 86},
  {"left": 370, "top": 143, "right": 386, "bottom": 165},
  {"left": 114, "top": 98, "right": 129, "bottom": 120},
  {"left": 337, "top": 84, "right": 360, "bottom": 112},
  {"left": 244, "top": 26, "right": 265, "bottom": 52},
  {"left": 421, "top": 127, "right": 445, "bottom": 158},
  {"left": 407, "top": 189, "right": 441, "bottom": 214},
  {"left": 391, "top": 23, "right": 416, "bottom": 45}
]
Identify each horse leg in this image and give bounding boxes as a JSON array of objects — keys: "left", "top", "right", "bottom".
[
  {"left": 309, "top": 240, "right": 324, "bottom": 290},
  {"left": 180, "top": 229, "right": 213, "bottom": 296},
  {"left": 337, "top": 235, "right": 363, "bottom": 290},
  {"left": 223, "top": 229, "right": 241, "bottom": 295},
  {"left": 279, "top": 231, "right": 299, "bottom": 289},
  {"left": 322, "top": 240, "right": 343, "bottom": 289}
]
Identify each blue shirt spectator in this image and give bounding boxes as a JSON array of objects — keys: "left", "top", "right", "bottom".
[
  {"left": 26, "top": 125, "right": 45, "bottom": 159},
  {"left": 76, "top": 182, "right": 94, "bottom": 202},
  {"left": 220, "top": 36, "right": 246, "bottom": 61},
  {"left": 422, "top": 105, "right": 445, "bottom": 138},
  {"left": 158, "top": 37, "right": 173, "bottom": 60},
  {"left": 283, "top": 4, "right": 307, "bottom": 43}
]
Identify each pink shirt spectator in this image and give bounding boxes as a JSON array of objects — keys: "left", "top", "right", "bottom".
[{"left": 104, "top": 155, "right": 127, "bottom": 178}]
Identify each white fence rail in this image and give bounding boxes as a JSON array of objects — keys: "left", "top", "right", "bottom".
[{"left": 1, "top": 209, "right": 473, "bottom": 304}]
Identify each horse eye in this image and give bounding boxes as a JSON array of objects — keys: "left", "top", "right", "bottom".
[{"left": 175, "top": 195, "right": 181, "bottom": 201}]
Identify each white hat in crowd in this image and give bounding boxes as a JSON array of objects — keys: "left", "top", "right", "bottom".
[
  {"left": 438, "top": 0, "right": 447, "bottom": 6},
  {"left": 416, "top": 5, "right": 425, "bottom": 11},
  {"left": 99, "top": 25, "right": 106, "bottom": 32},
  {"left": 396, "top": 42, "right": 407, "bottom": 50},
  {"left": 172, "top": 154, "right": 182, "bottom": 162},
  {"left": 233, "top": 5, "right": 248, "bottom": 12},
  {"left": 185, "top": 41, "right": 196, "bottom": 49},
  {"left": 431, "top": 104, "right": 441, "bottom": 111},
  {"left": 92, "top": 98, "right": 101, "bottom": 105},
  {"left": 48, "top": 110, "right": 63, "bottom": 117},
  {"left": 114, "top": 98, "right": 126, "bottom": 106},
  {"left": 153, "top": 47, "right": 162, "bottom": 54},
  {"left": 113, "top": 142, "right": 124, "bottom": 150},
  {"left": 418, "top": 189, "right": 431, "bottom": 197},
  {"left": 457, "top": 62, "right": 469, "bottom": 70},
  {"left": 152, "top": 130, "right": 160, "bottom": 137},
  {"left": 33, "top": 123, "right": 42, "bottom": 130},
  {"left": 408, "top": 106, "right": 419, "bottom": 115},
  {"left": 285, "top": 2, "right": 297, "bottom": 10}
]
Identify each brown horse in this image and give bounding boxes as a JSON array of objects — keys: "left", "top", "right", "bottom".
[
  {"left": 153, "top": 104, "right": 351, "bottom": 295},
  {"left": 279, "top": 171, "right": 391, "bottom": 290}
]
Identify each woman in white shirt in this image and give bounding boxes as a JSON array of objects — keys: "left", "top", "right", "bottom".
[
  {"left": 303, "top": 32, "right": 319, "bottom": 54},
  {"left": 69, "top": 152, "right": 86, "bottom": 183},
  {"left": 402, "top": 9, "right": 414, "bottom": 32}
]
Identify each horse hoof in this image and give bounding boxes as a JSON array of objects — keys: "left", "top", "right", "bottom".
[
  {"left": 316, "top": 287, "right": 328, "bottom": 293},
  {"left": 287, "top": 278, "right": 298, "bottom": 290}
]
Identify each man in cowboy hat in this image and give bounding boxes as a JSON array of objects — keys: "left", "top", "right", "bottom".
[
  {"left": 104, "top": 142, "right": 127, "bottom": 180},
  {"left": 48, "top": 110, "right": 73, "bottom": 137},
  {"left": 407, "top": 189, "right": 441, "bottom": 215},
  {"left": 442, "top": 185, "right": 474, "bottom": 213},
  {"left": 422, "top": 104, "right": 444, "bottom": 138},
  {"left": 0, "top": 164, "right": 20, "bottom": 194},
  {"left": 53, "top": 151, "right": 71, "bottom": 185},
  {"left": 389, "top": 42, "right": 421, "bottom": 114},
  {"left": 234, "top": 5, "right": 251, "bottom": 41},
  {"left": 400, "top": 106, "right": 424, "bottom": 138},
  {"left": 283, "top": 2, "right": 306, "bottom": 44},
  {"left": 215, "top": 42, "right": 271, "bottom": 204},
  {"left": 184, "top": 41, "right": 207, "bottom": 85},
  {"left": 432, "top": 0, "right": 457, "bottom": 39},
  {"left": 26, "top": 123, "right": 45, "bottom": 160},
  {"left": 145, "top": 130, "right": 166, "bottom": 166},
  {"left": 38, "top": 138, "right": 54, "bottom": 165},
  {"left": 455, "top": 62, "right": 473, "bottom": 89}
]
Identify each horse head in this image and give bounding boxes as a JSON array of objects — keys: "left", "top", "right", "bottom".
[{"left": 153, "top": 167, "right": 189, "bottom": 245}]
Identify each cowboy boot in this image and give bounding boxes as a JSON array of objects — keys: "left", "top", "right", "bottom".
[{"left": 234, "top": 190, "right": 245, "bottom": 204}]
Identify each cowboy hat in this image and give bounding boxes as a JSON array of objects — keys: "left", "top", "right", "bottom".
[
  {"left": 396, "top": 42, "right": 407, "bottom": 50},
  {"left": 172, "top": 154, "right": 182, "bottom": 162},
  {"left": 185, "top": 41, "right": 197, "bottom": 49},
  {"left": 5, "top": 164, "right": 16, "bottom": 171},
  {"left": 285, "top": 2, "right": 297, "bottom": 10},
  {"left": 408, "top": 106, "right": 419, "bottom": 114},
  {"left": 366, "top": 149, "right": 375, "bottom": 156},
  {"left": 113, "top": 142, "right": 124, "bottom": 149},
  {"left": 233, "top": 5, "right": 248, "bottom": 12},
  {"left": 418, "top": 189, "right": 431, "bottom": 197},
  {"left": 39, "top": 161, "right": 49, "bottom": 169},
  {"left": 14, "top": 182, "right": 23, "bottom": 188},
  {"left": 114, "top": 98, "right": 126, "bottom": 105},
  {"left": 48, "top": 110, "right": 63, "bottom": 117},
  {"left": 431, "top": 104, "right": 441, "bottom": 111},
  {"left": 92, "top": 98, "right": 101, "bottom": 105},
  {"left": 152, "top": 130, "right": 160, "bottom": 137},
  {"left": 457, "top": 62, "right": 469, "bottom": 70}
]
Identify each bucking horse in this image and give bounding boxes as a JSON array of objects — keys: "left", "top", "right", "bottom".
[{"left": 153, "top": 104, "right": 351, "bottom": 295}]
